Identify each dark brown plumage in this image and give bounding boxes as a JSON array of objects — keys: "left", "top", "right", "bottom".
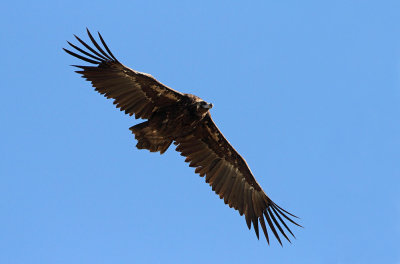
[{"left": 64, "top": 29, "right": 301, "bottom": 245}]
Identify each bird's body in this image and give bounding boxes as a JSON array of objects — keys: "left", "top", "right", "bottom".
[
  {"left": 64, "top": 29, "right": 301, "bottom": 245},
  {"left": 131, "top": 93, "right": 212, "bottom": 154}
]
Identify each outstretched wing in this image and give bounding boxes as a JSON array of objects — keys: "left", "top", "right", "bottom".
[
  {"left": 175, "top": 114, "right": 301, "bottom": 245},
  {"left": 63, "top": 29, "right": 184, "bottom": 119}
]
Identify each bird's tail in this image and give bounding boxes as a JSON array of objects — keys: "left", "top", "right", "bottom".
[{"left": 129, "top": 121, "right": 172, "bottom": 154}]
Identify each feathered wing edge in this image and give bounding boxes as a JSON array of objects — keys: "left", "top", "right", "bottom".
[
  {"left": 63, "top": 28, "right": 118, "bottom": 65},
  {"left": 261, "top": 202, "right": 302, "bottom": 245}
]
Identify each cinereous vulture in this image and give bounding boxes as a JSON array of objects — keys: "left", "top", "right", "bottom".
[{"left": 64, "top": 29, "right": 301, "bottom": 245}]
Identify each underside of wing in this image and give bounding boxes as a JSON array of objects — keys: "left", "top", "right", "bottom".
[
  {"left": 63, "top": 29, "right": 184, "bottom": 119},
  {"left": 175, "top": 114, "right": 301, "bottom": 245}
]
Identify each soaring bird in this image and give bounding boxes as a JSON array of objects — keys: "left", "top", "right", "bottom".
[{"left": 64, "top": 29, "right": 301, "bottom": 245}]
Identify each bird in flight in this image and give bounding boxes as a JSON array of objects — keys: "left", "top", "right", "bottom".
[{"left": 64, "top": 29, "right": 301, "bottom": 245}]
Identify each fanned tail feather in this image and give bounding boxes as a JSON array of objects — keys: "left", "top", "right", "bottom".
[{"left": 130, "top": 122, "right": 172, "bottom": 154}]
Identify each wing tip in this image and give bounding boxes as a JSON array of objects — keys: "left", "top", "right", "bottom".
[
  {"left": 246, "top": 198, "right": 302, "bottom": 246},
  {"left": 65, "top": 28, "right": 119, "bottom": 66}
]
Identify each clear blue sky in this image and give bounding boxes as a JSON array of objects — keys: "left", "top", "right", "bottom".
[{"left": 1, "top": 1, "right": 399, "bottom": 263}]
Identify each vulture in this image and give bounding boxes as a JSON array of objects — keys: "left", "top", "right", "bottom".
[{"left": 64, "top": 29, "right": 301, "bottom": 245}]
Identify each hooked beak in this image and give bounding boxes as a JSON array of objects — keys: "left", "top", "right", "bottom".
[{"left": 201, "top": 103, "right": 213, "bottom": 109}]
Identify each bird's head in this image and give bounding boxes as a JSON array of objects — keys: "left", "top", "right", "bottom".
[
  {"left": 196, "top": 100, "right": 213, "bottom": 115},
  {"left": 198, "top": 101, "right": 213, "bottom": 110}
]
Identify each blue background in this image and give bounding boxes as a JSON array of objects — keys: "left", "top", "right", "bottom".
[{"left": 1, "top": 1, "right": 399, "bottom": 263}]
